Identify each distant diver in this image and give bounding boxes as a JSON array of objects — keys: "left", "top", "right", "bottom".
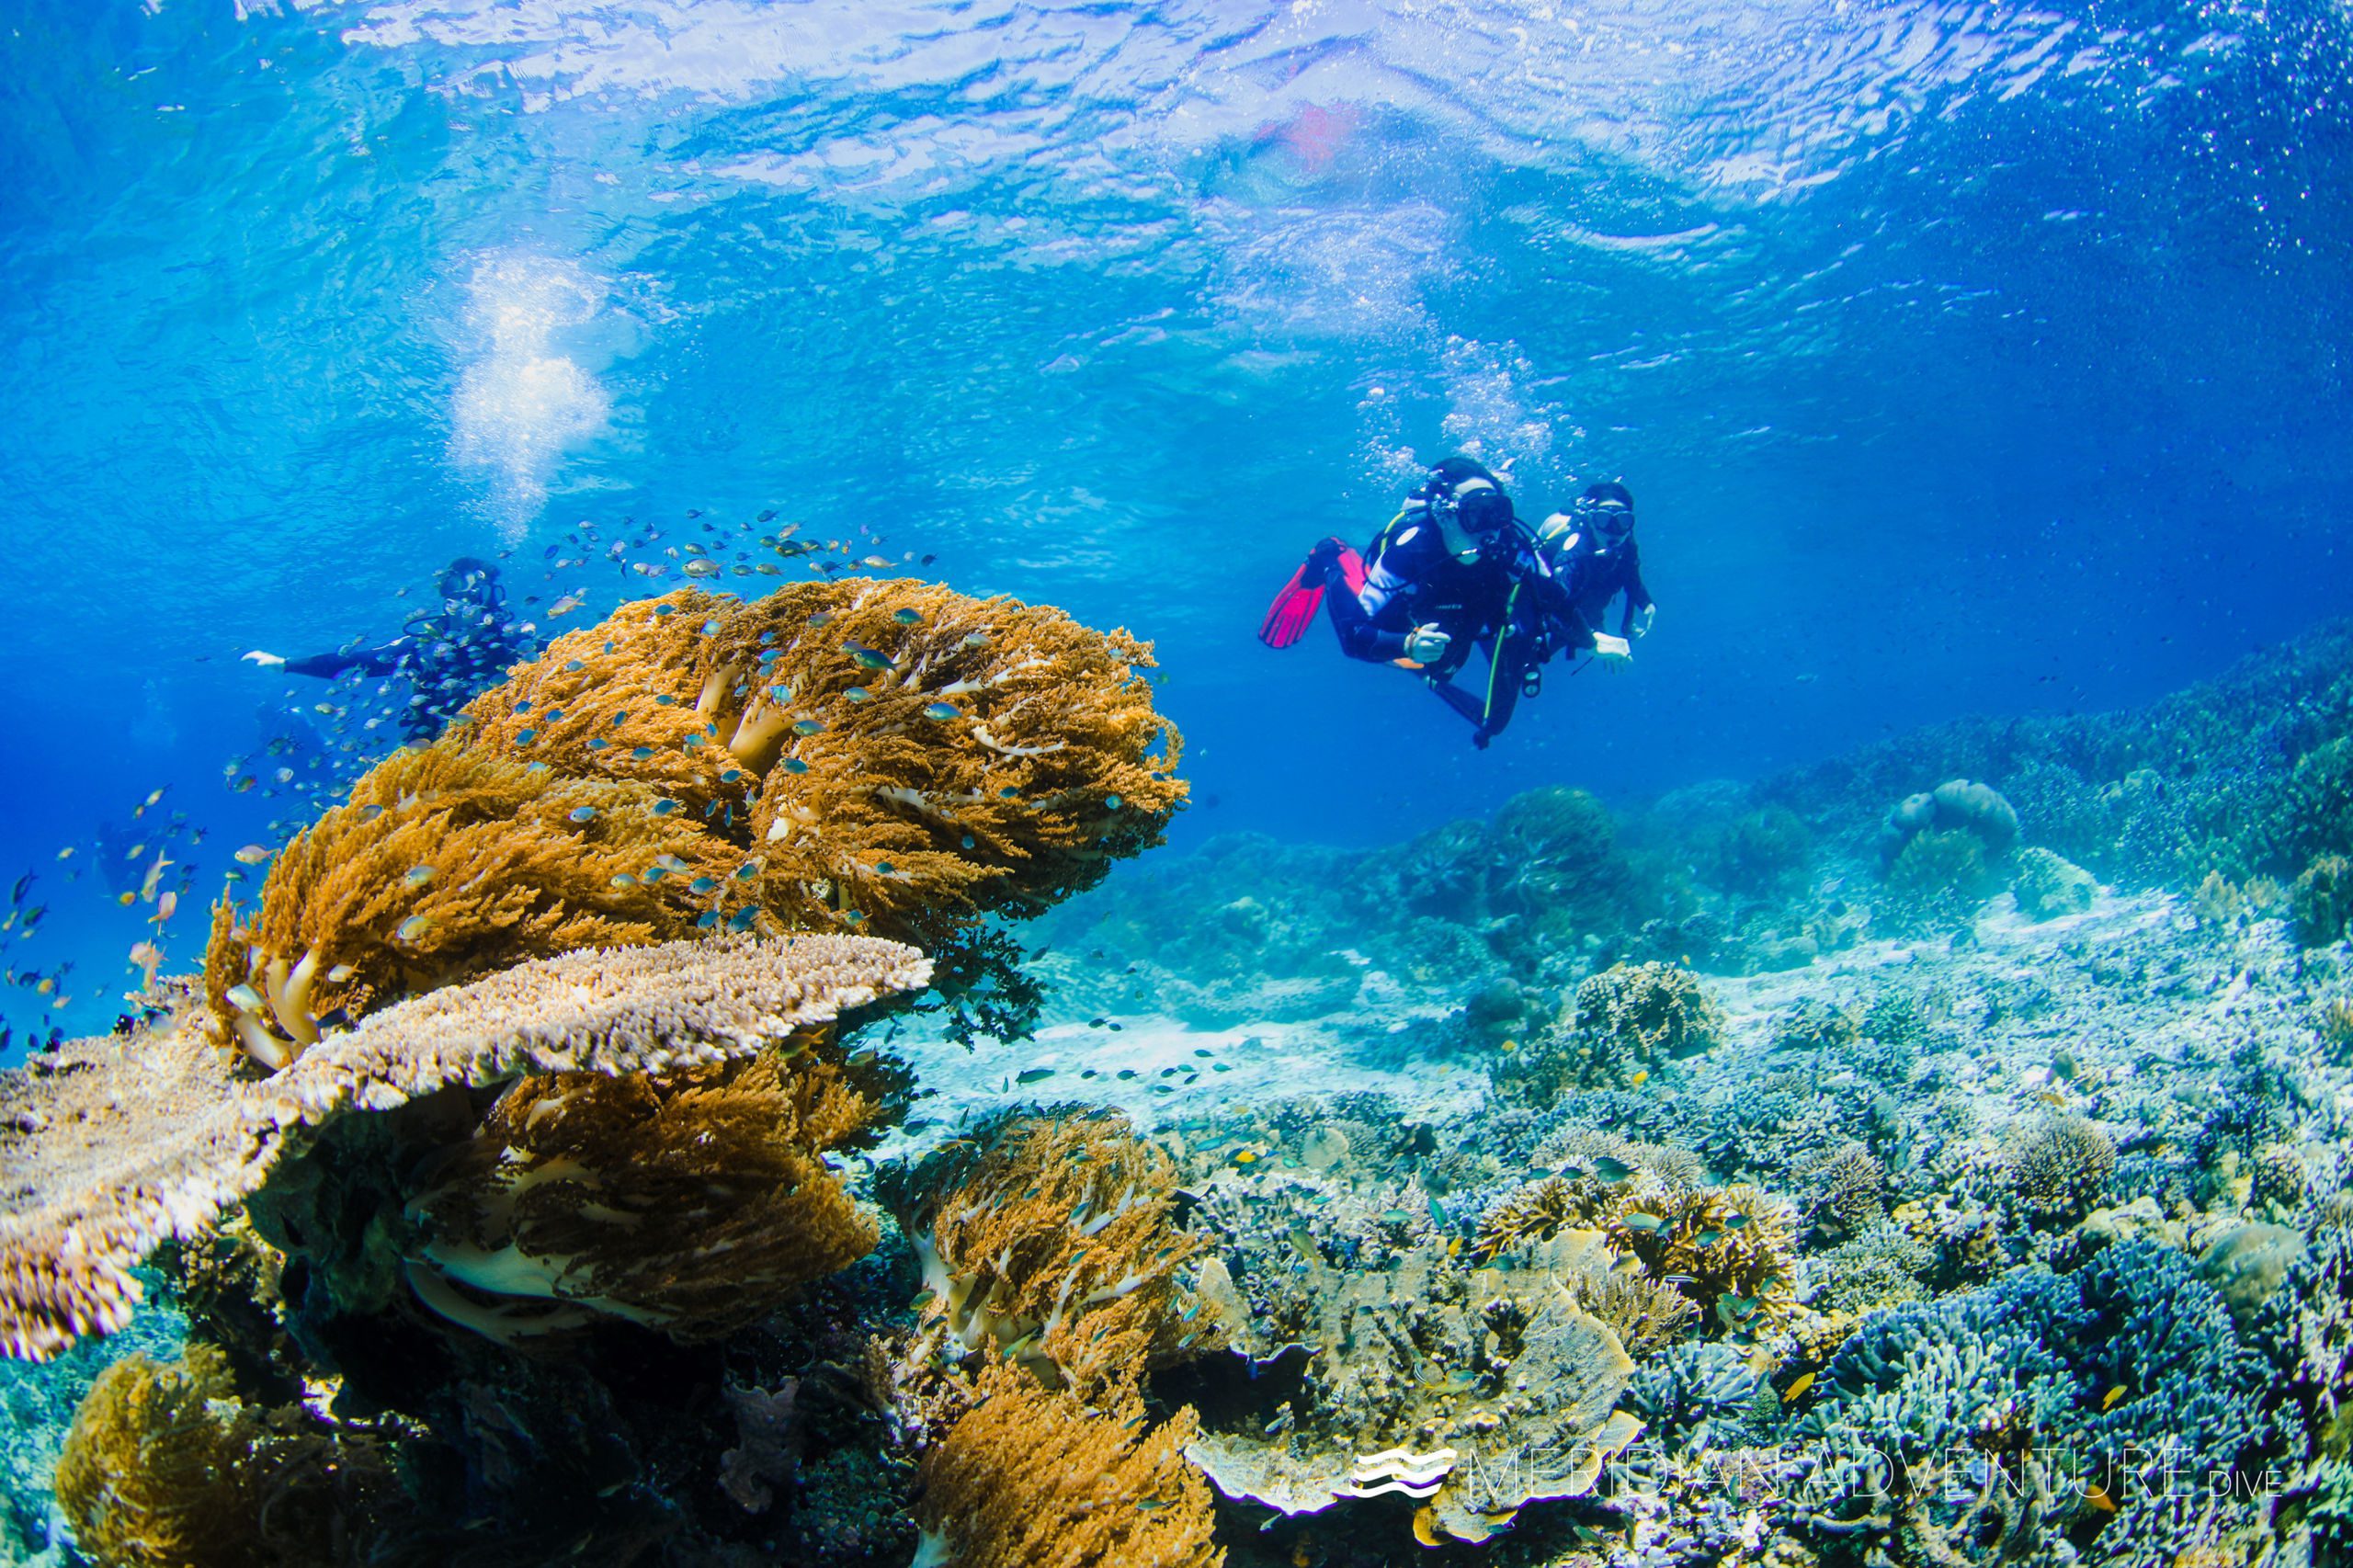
[
  {"left": 1260, "top": 459, "right": 1645, "bottom": 747},
  {"left": 244, "top": 557, "right": 540, "bottom": 742}
]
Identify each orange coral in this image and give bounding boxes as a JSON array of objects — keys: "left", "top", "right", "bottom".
[
  {"left": 907, "top": 1109, "right": 1206, "bottom": 1398},
  {"left": 915, "top": 1365, "right": 1222, "bottom": 1568},
  {"left": 405, "top": 1043, "right": 888, "bottom": 1343},
  {"left": 214, "top": 581, "right": 1183, "bottom": 1062},
  {"left": 53, "top": 1344, "right": 404, "bottom": 1568},
  {"left": 209, "top": 741, "right": 735, "bottom": 1063}
]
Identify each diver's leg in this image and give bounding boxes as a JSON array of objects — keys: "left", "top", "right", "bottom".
[{"left": 1472, "top": 628, "right": 1529, "bottom": 747}]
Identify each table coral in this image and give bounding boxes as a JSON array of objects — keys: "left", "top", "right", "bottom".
[
  {"left": 914, "top": 1365, "right": 1222, "bottom": 1568},
  {"left": 1, "top": 933, "right": 927, "bottom": 1361},
  {"left": 213, "top": 580, "right": 1183, "bottom": 1060}
]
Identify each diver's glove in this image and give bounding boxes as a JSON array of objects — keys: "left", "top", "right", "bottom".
[
  {"left": 1592, "top": 632, "right": 1632, "bottom": 670},
  {"left": 1631, "top": 603, "right": 1657, "bottom": 639},
  {"left": 241, "top": 650, "right": 286, "bottom": 668},
  {"left": 1403, "top": 623, "right": 1452, "bottom": 665}
]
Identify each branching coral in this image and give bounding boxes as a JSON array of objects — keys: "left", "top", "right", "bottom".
[
  {"left": 1799, "top": 1144, "right": 1890, "bottom": 1243},
  {"left": 212, "top": 581, "right": 1183, "bottom": 1062},
  {"left": 1601, "top": 1184, "right": 1800, "bottom": 1338},
  {"left": 894, "top": 1109, "right": 1206, "bottom": 1398},
  {"left": 2006, "top": 1115, "right": 2117, "bottom": 1224},
  {"left": 405, "top": 1044, "right": 888, "bottom": 1344},
  {"left": 1574, "top": 961, "right": 1725, "bottom": 1066},
  {"left": 914, "top": 1366, "right": 1222, "bottom": 1568},
  {"left": 1, "top": 933, "right": 927, "bottom": 1361},
  {"left": 1499, "top": 965, "right": 1726, "bottom": 1102},
  {"left": 1796, "top": 1244, "right": 2268, "bottom": 1564}
]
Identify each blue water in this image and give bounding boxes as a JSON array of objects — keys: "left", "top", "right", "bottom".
[{"left": 1, "top": 0, "right": 2347, "bottom": 1043}]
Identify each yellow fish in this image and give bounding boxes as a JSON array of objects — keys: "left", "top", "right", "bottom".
[
  {"left": 1784, "top": 1371, "right": 1816, "bottom": 1402},
  {"left": 2101, "top": 1384, "right": 2127, "bottom": 1411}
]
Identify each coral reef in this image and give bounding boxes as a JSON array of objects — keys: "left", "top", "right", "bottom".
[
  {"left": 0, "top": 933, "right": 927, "bottom": 1360},
  {"left": 2010, "top": 845, "right": 2097, "bottom": 919},
  {"left": 1495, "top": 963, "right": 1725, "bottom": 1103},
  {"left": 1795, "top": 1244, "right": 2268, "bottom": 1565},
  {"left": 2293, "top": 853, "right": 2353, "bottom": 947},
  {"left": 212, "top": 582, "right": 1185, "bottom": 1060},
  {"left": 914, "top": 1366, "right": 1222, "bottom": 1568},
  {"left": 890, "top": 1108, "right": 1206, "bottom": 1398},
  {"left": 2006, "top": 1114, "right": 2117, "bottom": 1224},
  {"left": 53, "top": 1344, "right": 404, "bottom": 1568},
  {"left": 406, "top": 1046, "right": 888, "bottom": 1344}
]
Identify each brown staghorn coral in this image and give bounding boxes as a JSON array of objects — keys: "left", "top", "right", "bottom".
[
  {"left": 54, "top": 1344, "right": 405, "bottom": 1568},
  {"left": 1601, "top": 1184, "right": 1800, "bottom": 1338},
  {"left": 914, "top": 1365, "right": 1222, "bottom": 1568},
  {"left": 901, "top": 1109, "right": 1206, "bottom": 1398},
  {"left": 217, "top": 582, "right": 1183, "bottom": 1061},
  {"left": 0, "top": 933, "right": 927, "bottom": 1361},
  {"left": 405, "top": 1045, "right": 885, "bottom": 1344}
]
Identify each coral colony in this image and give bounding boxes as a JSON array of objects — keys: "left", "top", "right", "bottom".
[{"left": 7, "top": 599, "right": 2353, "bottom": 1567}]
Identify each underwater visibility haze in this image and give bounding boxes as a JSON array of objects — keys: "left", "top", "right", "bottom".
[{"left": 3, "top": 2, "right": 2353, "bottom": 1566}]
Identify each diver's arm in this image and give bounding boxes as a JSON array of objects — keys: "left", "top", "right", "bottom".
[
  {"left": 1620, "top": 540, "right": 1656, "bottom": 636},
  {"left": 1325, "top": 540, "right": 1417, "bottom": 662},
  {"left": 283, "top": 638, "right": 409, "bottom": 680},
  {"left": 1520, "top": 563, "right": 1599, "bottom": 654}
]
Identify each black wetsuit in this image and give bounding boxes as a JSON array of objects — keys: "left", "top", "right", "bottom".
[
  {"left": 286, "top": 600, "right": 536, "bottom": 742},
  {"left": 1323, "top": 513, "right": 1601, "bottom": 744},
  {"left": 1549, "top": 527, "right": 1654, "bottom": 639}
]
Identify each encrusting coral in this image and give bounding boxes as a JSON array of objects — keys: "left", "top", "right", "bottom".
[
  {"left": 211, "top": 581, "right": 1184, "bottom": 1064},
  {"left": 1, "top": 933, "right": 927, "bottom": 1361},
  {"left": 892, "top": 1108, "right": 1207, "bottom": 1398},
  {"left": 914, "top": 1365, "right": 1222, "bottom": 1568}
]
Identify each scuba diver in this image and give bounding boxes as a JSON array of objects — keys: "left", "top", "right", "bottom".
[
  {"left": 1260, "top": 459, "right": 1634, "bottom": 748},
  {"left": 244, "top": 557, "right": 540, "bottom": 742},
  {"left": 1531, "top": 481, "right": 1656, "bottom": 643}
]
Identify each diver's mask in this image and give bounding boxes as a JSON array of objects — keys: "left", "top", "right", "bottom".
[
  {"left": 1432, "top": 478, "right": 1512, "bottom": 563},
  {"left": 1579, "top": 495, "right": 1634, "bottom": 547}
]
